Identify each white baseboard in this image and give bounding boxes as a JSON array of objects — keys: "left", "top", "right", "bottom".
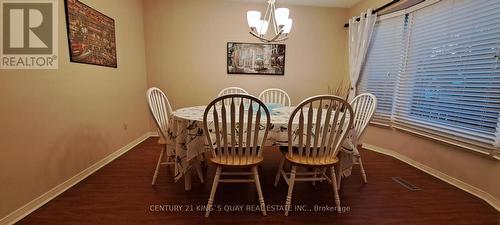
[
  {"left": 0, "top": 132, "right": 154, "bottom": 225},
  {"left": 363, "top": 143, "right": 500, "bottom": 212}
]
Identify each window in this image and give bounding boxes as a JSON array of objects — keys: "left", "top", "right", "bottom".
[
  {"left": 358, "top": 0, "right": 500, "bottom": 151},
  {"left": 358, "top": 15, "right": 406, "bottom": 122}
]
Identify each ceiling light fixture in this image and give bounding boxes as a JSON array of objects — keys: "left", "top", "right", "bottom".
[{"left": 246, "top": 0, "right": 292, "bottom": 43}]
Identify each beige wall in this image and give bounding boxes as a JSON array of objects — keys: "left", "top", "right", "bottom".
[
  {"left": 350, "top": 0, "right": 500, "bottom": 206},
  {"left": 363, "top": 126, "right": 500, "bottom": 201},
  {"left": 142, "top": 0, "right": 349, "bottom": 109},
  {"left": 0, "top": 0, "right": 149, "bottom": 219}
]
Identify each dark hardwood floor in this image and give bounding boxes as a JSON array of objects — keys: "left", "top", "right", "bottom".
[{"left": 17, "top": 137, "right": 499, "bottom": 225}]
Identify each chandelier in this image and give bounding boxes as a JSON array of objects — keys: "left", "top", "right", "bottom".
[{"left": 246, "top": 0, "right": 293, "bottom": 43}]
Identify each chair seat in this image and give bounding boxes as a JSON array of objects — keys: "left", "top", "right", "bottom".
[
  {"left": 285, "top": 154, "right": 339, "bottom": 166},
  {"left": 280, "top": 146, "right": 339, "bottom": 166},
  {"left": 209, "top": 156, "right": 264, "bottom": 166},
  {"left": 209, "top": 145, "right": 263, "bottom": 166}
]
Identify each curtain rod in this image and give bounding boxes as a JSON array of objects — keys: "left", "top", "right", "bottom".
[{"left": 344, "top": 0, "right": 401, "bottom": 28}]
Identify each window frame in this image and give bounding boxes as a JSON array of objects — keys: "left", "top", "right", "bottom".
[{"left": 357, "top": 0, "right": 500, "bottom": 158}]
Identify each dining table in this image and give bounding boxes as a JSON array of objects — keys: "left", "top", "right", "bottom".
[{"left": 166, "top": 104, "right": 358, "bottom": 191}]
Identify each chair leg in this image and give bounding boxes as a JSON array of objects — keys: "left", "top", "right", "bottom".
[
  {"left": 252, "top": 166, "right": 266, "bottom": 216},
  {"left": 151, "top": 146, "right": 166, "bottom": 186},
  {"left": 330, "top": 166, "right": 341, "bottom": 213},
  {"left": 359, "top": 156, "right": 367, "bottom": 184},
  {"left": 274, "top": 157, "right": 285, "bottom": 187},
  {"left": 337, "top": 171, "right": 342, "bottom": 190},
  {"left": 205, "top": 166, "right": 222, "bottom": 217},
  {"left": 195, "top": 159, "right": 205, "bottom": 183},
  {"left": 284, "top": 165, "right": 297, "bottom": 216},
  {"left": 312, "top": 168, "right": 318, "bottom": 186},
  {"left": 336, "top": 164, "right": 342, "bottom": 191},
  {"left": 320, "top": 168, "right": 327, "bottom": 183},
  {"left": 184, "top": 170, "right": 192, "bottom": 191}
]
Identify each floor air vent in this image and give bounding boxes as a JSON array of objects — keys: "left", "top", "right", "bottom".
[{"left": 391, "top": 177, "right": 421, "bottom": 191}]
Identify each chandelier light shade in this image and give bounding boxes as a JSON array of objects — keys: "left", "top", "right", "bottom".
[
  {"left": 246, "top": 0, "right": 292, "bottom": 42},
  {"left": 274, "top": 8, "right": 289, "bottom": 25},
  {"left": 246, "top": 11, "right": 261, "bottom": 27}
]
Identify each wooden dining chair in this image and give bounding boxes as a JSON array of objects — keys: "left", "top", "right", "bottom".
[
  {"left": 217, "top": 87, "right": 248, "bottom": 96},
  {"left": 146, "top": 87, "right": 175, "bottom": 186},
  {"left": 343, "top": 93, "right": 377, "bottom": 184},
  {"left": 217, "top": 87, "right": 249, "bottom": 107},
  {"left": 147, "top": 87, "right": 205, "bottom": 187},
  {"left": 202, "top": 94, "right": 271, "bottom": 217},
  {"left": 258, "top": 88, "right": 291, "bottom": 107},
  {"left": 273, "top": 95, "right": 354, "bottom": 215}
]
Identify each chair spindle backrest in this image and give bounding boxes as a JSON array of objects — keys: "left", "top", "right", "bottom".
[
  {"left": 287, "top": 95, "right": 354, "bottom": 163},
  {"left": 146, "top": 87, "right": 173, "bottom": 140},
  {"left": 350, "top": 93, "right": 377, "bottom": 140},
  {"left": 217, "top": 87, "right": 249, "bottom": 107},
  {"left": 217, "top": 87, "right": 248, "bottom": 97},
  {"left": 258, "top": 88, "right": 291, "bottom": 107},
  {"left": 203, "top": 94, "right": 271, "bottom": 165}
]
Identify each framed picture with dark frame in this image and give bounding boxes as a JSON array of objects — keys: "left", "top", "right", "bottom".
[
  {"left": 227, "top": 42, "right": 286, "bottom": 75},
  {"left": 64, "top": 0, "right": 117, "bottom": 68}
]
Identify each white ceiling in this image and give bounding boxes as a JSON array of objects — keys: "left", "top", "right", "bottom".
[{"left": 229, "top": 0, "right": 363, "bottom": 8}]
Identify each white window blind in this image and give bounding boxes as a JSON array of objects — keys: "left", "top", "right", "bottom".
[
  {"left": 358, "top": 0, "right": 500, "bottom": 150},
  {"left": 393, "top": 0, "right": 500, "bottom": 148},
  {"left": 358, "top": 15, "right": 406, "bottom": 122}
]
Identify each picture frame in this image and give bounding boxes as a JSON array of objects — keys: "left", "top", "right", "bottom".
[
  {"left": 227, "top": 42, "right": 286, "bottom": 75},
  {"left": 64, "top": 0, "right": 117, "bottom": 68}
]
